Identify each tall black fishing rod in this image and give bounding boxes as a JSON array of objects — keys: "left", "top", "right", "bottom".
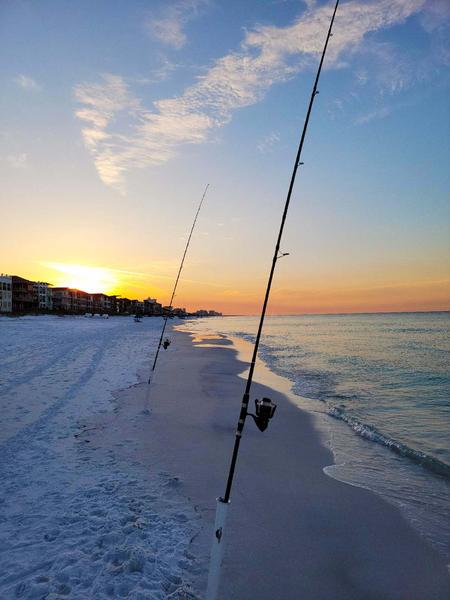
[
  {"left": 206, "top": 2, "right": 340, "bottom": 598},
  {"left": 148, "top": 183, "right": 209, "bottom": 382}
]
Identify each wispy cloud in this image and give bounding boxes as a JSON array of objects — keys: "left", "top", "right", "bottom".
[
  {"left": 146, "top": 0, "right": 207, "bottom": 50},
  {"left": 75, "top": 0, "right": 429, "bottom": 189},
  {"left": 14, "top": 74, "right": 41, "bottom": 91},
  {"left": 420, "top": 0, "right": 450, "bottom": 33},
  {"left": 363, "top": 41, "right": 416, "bottom": 95},
  {"left": 74, "top": 74, "right": 143, "bottom": 188},
  {"left": 257, "top": 132, "right": 280, "bottom": 154},
  {"left": 6, "top": 153, "right": 28, "bottom": 168},
  {"left": 354, "top": 106, "right": 391, "bottom": 125}
]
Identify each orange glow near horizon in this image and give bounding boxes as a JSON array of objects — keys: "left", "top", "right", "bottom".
[
  {"left": 7, "top": 261, "right": 449, "bottom": 315},
  {"left": 170, "top": 275, "right": 450, "bottom": 315}
]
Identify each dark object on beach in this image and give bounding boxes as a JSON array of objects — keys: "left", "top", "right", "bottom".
[
  {"left": 134, "top": 315, "right": 141, "bottom": 323},
  {"left": 247, "top": 397, "right": 277, "bottom": 432},
  {"left": 162, "top": 338, "right": 171, "bottom": 350},
  {"left": 149, "top": 183, "right": 209, "bottom": 380},
  {"left": 206, "top": 2, "right": 340, "bottom": 599}
]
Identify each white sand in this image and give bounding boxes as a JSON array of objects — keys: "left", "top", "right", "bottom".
[{"left": 0, "top": 316, "right": 198, "bottom": 599}]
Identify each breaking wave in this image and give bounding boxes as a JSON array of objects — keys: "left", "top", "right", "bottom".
[{"left": 328, "top": 406, "right": 450, "bottom": 480}]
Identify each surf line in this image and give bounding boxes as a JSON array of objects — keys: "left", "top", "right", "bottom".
[
  {"left": 205, "top": 2, "right": 341, "bottom": 599},
  {"left": 148, "top": 183, "right": 210, "bottom": 383}
]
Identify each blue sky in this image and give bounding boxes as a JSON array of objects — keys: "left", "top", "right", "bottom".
[{"left": 1, "top": 0, "right": 449, "bottom": 313}]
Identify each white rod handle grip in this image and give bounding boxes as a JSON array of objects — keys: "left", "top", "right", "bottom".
[{"left": 206, "top": 498, "right": 230, "bottom": 600}]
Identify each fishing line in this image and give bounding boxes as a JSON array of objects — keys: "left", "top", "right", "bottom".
[{"left": 148, "top": 183, "right": 210, "bottom": 382}]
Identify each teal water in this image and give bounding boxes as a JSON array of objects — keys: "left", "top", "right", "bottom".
[{"left": 184, "top": 313, "right": 450, "bottom": 558}]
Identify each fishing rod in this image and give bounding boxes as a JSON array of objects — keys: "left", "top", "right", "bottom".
[
  {"left": 148, "top": 183, "right": 209, "bottom": 382},
  {"left": 206, "top": 1, "right": 340, "bottom": 598}
]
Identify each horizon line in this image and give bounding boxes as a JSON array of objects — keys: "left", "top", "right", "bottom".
[{"left": 221, "top": 309, "right": 450, "bottom": 317}]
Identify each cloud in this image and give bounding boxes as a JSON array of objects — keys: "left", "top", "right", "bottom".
[
  {"left": 359, "top": 40, "right": 419, "bottom": 95},
  {"left": 257, "top": 132, "right": 280, "bottom": 153},
  {"left": 14, "top": 74, "right": 41, "bottom": 91},
  {"left": 6, "top": 153, "right": 27, "bottom": 168},
  {"left": 354, "top": 106, "right": 391, "bottom": 125},
  {"left": 348, "top": 1, "right": 450, "bottom": 124},
  {"left": 74, "top": 74, "right": 143, "bottom": 187},
  {"left": 146, "top": 0, "right": 207, "bottom": 50},
  {"left": 420, "top": 0, "right": 450, "bottom": 33},
  {"left": 75, "top": 0, "right": 429, "bottom": 189},
  {"left": 420, "top": 0, "right": 450, "bottom": 66}
]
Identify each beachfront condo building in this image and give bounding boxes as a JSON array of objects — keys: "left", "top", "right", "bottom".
[{"left": 0, "top": 274, "right": 12, "bottom": 313}]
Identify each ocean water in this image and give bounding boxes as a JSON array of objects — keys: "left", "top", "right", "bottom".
[{"left": 183, "top": 313, "right": 450, "bottom": 559}]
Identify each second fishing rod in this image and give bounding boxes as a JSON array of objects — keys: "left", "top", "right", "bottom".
[{"left": 148, "top": 183, "right": 210, "bottom": 383}]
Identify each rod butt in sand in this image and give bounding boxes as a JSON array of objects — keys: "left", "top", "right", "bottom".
[{"left": 206, "top": 497, "right": 229, "bottom": 600}]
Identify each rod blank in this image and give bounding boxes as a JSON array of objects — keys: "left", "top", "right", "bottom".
[{"left": 149, "top": 183, "right": 210, "bottom": 381}]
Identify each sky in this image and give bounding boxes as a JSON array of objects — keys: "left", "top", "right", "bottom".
[{"left": 1, "top": 0, "right": 449, "bottom": 314}]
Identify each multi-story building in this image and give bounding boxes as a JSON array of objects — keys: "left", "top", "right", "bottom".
[
  {"left": 144, "top": 297, "right": 163, "bottom": 316},
  {"left": 49, "top": 290, "right": 117, "bottom": 314},
  {"left": 52, "top": 288, "right": 91, "bottom": 313},
  {"left": 12, "top": 276, "right": 37, "bottom": 313},
  {"left": 1, "top": 272, "right": 172, "bottom": 317},
  {"left": 51, "top": 287, "right": 71, "bottom": 312},
  {"left": 70, "top": 289, "right": 89, "bottom": 313},
  {"left": 109, "top": 295, "right": 118, "bottom": 314},
  {"left": 90, "top": 293, "right": 111, "bottom": 314},
  {"left": 0, "top": 274, "right": 12, "bottom": 313},
  {"left": 33, "top": 281, "right": 53, "bottom": 311},
  {"left": 130, "top": 299, "right": 144, "bottom": 315},
  {"left": 116, "top": 297, "right": 131, "bottom": 314}
]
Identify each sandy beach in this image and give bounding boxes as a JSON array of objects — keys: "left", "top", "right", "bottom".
[
  {"left": 94, "top": 325, "right": 449, "bottom": 599},
  {"left": 1, "top": 317, "right": 449, "bottom": 599}
]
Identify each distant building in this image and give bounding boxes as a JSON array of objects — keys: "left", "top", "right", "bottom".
[
  {"left": 144, "top": 297, "right": 163, "bottom": 316},
  {"left": 70, "top": 289, "right": 90, "bottom": 313},
  {"left": 192, "top": 309, "right": 222, "bottom": 317},
  {"left": 90, "top": 293, "right": 111, "bottom": 314},
  {"left": 52, "top": 288, "right": 96, "bottom": 313},
  {"left": 51, "top": 287, "right": 72, "bottom": 312},
  {"left": 33, "top": 281, "right": 53, "bottom": 311},
  {"left": 0, "top": 274, "right": 12, "bottom": 313},
  {"left": 0, "top": 271, "right": 192, "bottom": 318},
  {"left": 12, "top": 276, "right": 36, "bottom": 313},
  {"left": 116, "top": 297, "right": 132, "bottom": 314},
  {"left": 109, "top": 295, "right": 118, "bottom": 314},
  {"left": 130, "top": 299, "right": 144, "bottom": 315}
]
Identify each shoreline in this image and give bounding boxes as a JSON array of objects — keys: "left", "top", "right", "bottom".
[
  {"left": 182, "top": 315, "right": 450, "bottom": 561},
  {"left": 226, "top": 331, "right": 450, "bottom": 561},
  {"left": 103, "top": 325, "right": 449, "bottom": 598}
]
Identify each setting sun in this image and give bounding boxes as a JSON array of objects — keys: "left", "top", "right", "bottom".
[{"left": 44, "top": 263, "right": 119, "bottom": 294}]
